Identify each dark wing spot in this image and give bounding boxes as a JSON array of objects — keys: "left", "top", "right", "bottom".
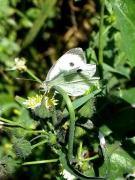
[
  {"left": 69, "top": 62, "right": 74, "bottom": 67},
  {"left": 77, "top": 69, "right": 82, "bottom": 72}
]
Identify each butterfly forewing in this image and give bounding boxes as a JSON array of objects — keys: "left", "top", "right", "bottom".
[{"left": 46, "top": 48, "right": 86, "bottom": 81}]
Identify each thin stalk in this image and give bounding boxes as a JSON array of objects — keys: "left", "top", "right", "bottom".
[
  {"left": 0, "top": 117, "right": 16, "bottom": 125},
  {"left": 22, "top": 159, "right": 58, "bottom": 165},
  {"left": 98, "top": 0, "right": 105, "bottom": 78},
  {"left": 30, "top": 135, "right": 47, "bottom": 142},
  {"left": 53, "top": 86, "right": 75, "bottom": 162},
  {"left": 81, "top": 154, "right": 99, "bottom": 162},
  {"left": 26, "top": 69, "right": 42, "bottom": 83},
  {"left": 77, "top": 141, "right": 83, "bottom": 160},
  {"left": 32, "top": 139, "right": 48, "bottom": 149},
  {"left": 0, "top": 117, "right": 47, "bottom": 134}
]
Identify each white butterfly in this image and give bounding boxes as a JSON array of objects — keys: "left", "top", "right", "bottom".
[{"left": 43, "top": 48, "right": 99, "bottom": 96}]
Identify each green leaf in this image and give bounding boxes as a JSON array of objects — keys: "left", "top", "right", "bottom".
[
  {"left": 103, "top": 63, "right": 129, "bottom": 79},
  {"left": 120, "top": 88, "right": 135, "bottom": 105},
  {"left": 13, "top": 137, "right": 32, "bottom": 159},
  {"left": 109, "top": 146, "right": 135, "bottom": 179},
  {"left": 112, "top": 88, "right": 135, "bottom": 105},
  {"left": 78, "top": 99, "right": 95, "bottom": 118},
  {"left": 100, "top": 143, "right": 135, "bottom": 179},
  {"left": 111, "top": 0, "right": 135, "bottom": 66},
  {"left": 0, "top": 156, "right": 18, "bottom": 178}
]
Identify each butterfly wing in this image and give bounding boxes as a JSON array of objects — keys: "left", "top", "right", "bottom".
[
  {"left": 79, "top": 64, "right": 96, "bottom": 77},
  {"left": 46, "top": 64, "right": 99, "bottom": 96},
  {"left": 46, "top": 48, "right": 86, "bottom": 81}
]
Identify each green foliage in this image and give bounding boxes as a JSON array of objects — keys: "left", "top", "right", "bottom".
[
  {"left": 111, "top": 0, "right": 135, "bottom": 66},
  {"left": 0, "top": 156, "right": 18, "bottom": 179},
  {"left": 22, "top": 0, "right": 57, "bottom": 48},
  {"left": 12, "top": 137, "right": 32, "bottom": 159},
  {"left": 0, "top": 0, "right": 135, "bottom": 179},
  {"left": 78, "top": 99, "right": 95, "bottom": 118}
]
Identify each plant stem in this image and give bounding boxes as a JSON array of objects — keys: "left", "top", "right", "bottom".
[
  {"left": 98, "top": 0, "right": 105, "bottom": 78},
  {"left": 22, "top": 159, "right": 58, "bottom": 165},
  {"left": 32, "top": 139, "right": 48, "bottom": 149},
  {"left": 77, "top": 141, "right": 83, "bottom": 160},
  {"left": 26, "top": 69, "right": 42, "bottom": 83},
  {"left": 30, "top": 135, "right": 47, "bottom": 142},
  {"left": 51, "top": 110, "right": 57, "bottom": 126},
  {"left": 0, "top": 117, "right": 48, "bottom": 135},
  {"left": 81, "top": 154, "right": 99, "bottom": 162},
  {"left": 0, "top": 117, "right": 16, "bottom": 125},
  {"left": 53, "top": 86, "right": 75, "bottom": 162}
]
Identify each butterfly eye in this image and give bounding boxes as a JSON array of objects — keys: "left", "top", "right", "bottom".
[{"left": 69, "top": 62, "right": 74, "bottom": 67}]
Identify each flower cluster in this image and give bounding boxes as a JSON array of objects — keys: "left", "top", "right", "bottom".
[
  {"left": 23, "top": 94, "right": 58, "bottom": 110},
  {"left": 11, "top": 57, "right": 27, "bottom": 71}
]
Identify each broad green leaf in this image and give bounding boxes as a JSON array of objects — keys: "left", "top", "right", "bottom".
[
  {"left": 112, "top": 88, "right": 135, "bottom": 105},
  {"left": 120, "top": 88, "right": 135, "bottom": 104},
  {"left": 100, "top": 143, "right": 135, "bottom": 179},
  {"left": 111, "top": 0, "right": 135, "bottom": 66},
  {"left": 103, "top": 63, "right": 129, "bottom": 78}
]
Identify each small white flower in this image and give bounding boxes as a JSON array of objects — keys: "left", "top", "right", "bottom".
[
  {"left": 6, "top": 57, "right": 27, "bottom": 71},
  {"left": 62, "top": 169, "right": 76, "bottom": 180},
  {"left": 14, "top": 57, "right": 27, "bottom": 71}
]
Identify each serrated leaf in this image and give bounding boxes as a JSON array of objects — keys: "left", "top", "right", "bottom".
[
  {"left": 13, "top": 138, "right": 32, "bottom": 159},
  {"left": 99, "top": 143, "right": 135, "bottom": 179},
  {"left": 111, "top": 0, "right": 135, "bottom": 66}
]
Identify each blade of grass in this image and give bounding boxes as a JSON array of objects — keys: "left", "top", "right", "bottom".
[
  {"left": 22, "top": 0, "right": 56, "bottom": 48},
  {"left": 98, "top": 0, "right": 105, "bottom": 79}
]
